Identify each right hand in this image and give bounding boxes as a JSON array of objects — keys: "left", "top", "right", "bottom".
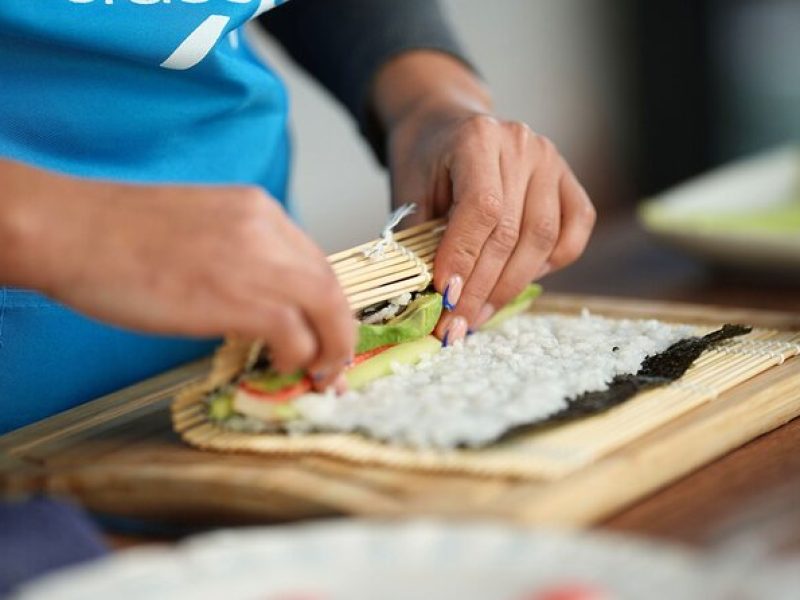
[{"left": 4, "top": 162, "right": 355, "bottom": 388}]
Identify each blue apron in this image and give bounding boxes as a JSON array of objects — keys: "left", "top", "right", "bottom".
[{"left": 0, "top": 0, "right": 292, "bottom": 433}]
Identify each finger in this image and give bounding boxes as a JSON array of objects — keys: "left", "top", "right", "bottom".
[
  {"left": 289, "top": 269, "right": 357, "bottom": 385},
  {"left": 484, "top": 154, "right": 562, "bottom": 312},
  {"left": 332, "top": 372, "right": 348, "bottom": 395},
  {"left": 432, "top": 132, "right": 504, "bottom": 319},
  {"left": 392, "top": 168, "right": 453, "bottom": 229},
  {"left": 436, "top": 142, "right": 529, "bottom": 337},
  {"left": 272, "top": 205, "right": 330, "bottom": 264},
  {"left": 309, "top": 319, "right": 360, "bottom": 392},
  {"left": 546, "top": 170, "right": 595, "bottom": 272},
  {"left": 229, "top": 302, "right": 319, "bottom": 375},
  {"left": 257, "top": 212, "right": 358, "bottom": 384},
  {"left": 235, "top": 262, "right": 354, "bottom": 388},
  {"left": 391, "top": 174, "right": 434, "bottom": 228}
]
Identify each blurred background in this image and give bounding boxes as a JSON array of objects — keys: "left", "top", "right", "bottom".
[{"left": 250, "top": 0, "right": 800, "bottom": 254}]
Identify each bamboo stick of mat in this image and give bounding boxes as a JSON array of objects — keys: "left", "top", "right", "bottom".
[
  {"left": 328, "top": 219, "right": 445, "bottom": 263},
  {"left": 329, "top": 219, "right": 445, "bottom": 312}
]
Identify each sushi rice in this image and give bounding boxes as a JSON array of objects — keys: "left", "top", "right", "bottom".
[{"left": 288, "top": 311, "right": 695, "bottom": 449}]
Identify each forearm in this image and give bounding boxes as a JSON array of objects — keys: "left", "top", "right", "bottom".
[
  {"left": 260, "top": 0, "right": 472, "bottom": 162},
  {"left": 370, "top": 50, "right": 493, "bottom": 135},
  {"left": 0, "top": 160, "right": 356, "bottom": 377}
]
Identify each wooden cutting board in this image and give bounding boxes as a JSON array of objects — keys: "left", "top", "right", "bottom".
[{"left": 2, "top": 294, "right": 800, "bottom": 526}]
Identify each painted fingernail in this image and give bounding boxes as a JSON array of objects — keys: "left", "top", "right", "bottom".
[
  {"left": 442, "top": 275, "right": 463, "bottom": 311},
  {"left": 442, "top": 316, "right": 468, "bottom": 347},
  {"left": 311, "top": 370, "right": 328, "bottom": 382},
  {"left": 475, "top": 304, "right": 495, "bottom": 328},
  {"left": 331, "top": 374, "right": 348, "bottom": 395}
]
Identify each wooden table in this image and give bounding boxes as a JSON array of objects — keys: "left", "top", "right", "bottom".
[
  {"left": 544, "top": 212, "right": 800, "bottom": 550},
  {"left": 60, "top": 212, "right": 800, "bottom": 551}
]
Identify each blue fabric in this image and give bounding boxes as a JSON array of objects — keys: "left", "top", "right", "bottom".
[
  {"left": 0, "top": 498, "right": 109, "bottom": 596},
  {"left": 0, "top": 288, "right": 219, "bottom": 432},
  {"left": 0, "top": 1, "right": 294, "bottom": 433}
]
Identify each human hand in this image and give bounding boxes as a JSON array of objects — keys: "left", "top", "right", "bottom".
[
  {"left": 379, "top": 53, "right": 596, "bottom": 343},
  {"left": 3, "top": 162, "right": 354, "bottom": 388}
]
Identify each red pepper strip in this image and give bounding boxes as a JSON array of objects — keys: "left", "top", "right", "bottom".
[
  {"left": 238, "top": 345, "right": 394, "bottom": 404},
  {"left": 239, "top": 378, "right": 312, "bottom": 404},
  {"left": 351, "top": 344, "right": 393, "bottom": 365}
]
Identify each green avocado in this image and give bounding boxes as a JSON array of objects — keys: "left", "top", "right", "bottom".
[
  {"left": 355, "top": 292, "right": 443, "bottom": 354},
  {"left": 346, "top": 335, "right": 441, "bottom": 390},
  {"left": 208, "top": 391, "right": 234, "bottom": 421},
  {"left": 481, "top": 284, "right": 542, "bottom": 331}
]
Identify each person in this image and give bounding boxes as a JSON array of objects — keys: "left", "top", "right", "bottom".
[{"left": 0, "top": 0, "right": 595, "bottom": 434}]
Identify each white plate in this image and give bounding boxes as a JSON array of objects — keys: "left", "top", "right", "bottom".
[
  {"left": 639, "top": 145, "right": 800, "bottom": 273},
  {"left": 13, "top": 520, "right": 800, "bottom": 600}
]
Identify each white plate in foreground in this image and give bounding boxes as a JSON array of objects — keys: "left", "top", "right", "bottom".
[
  {"left": 639, "top": 145, "right": 800, "bottom": 273},
  {"left": 14, "top": 520, "right": 800, "bottom": 600}
]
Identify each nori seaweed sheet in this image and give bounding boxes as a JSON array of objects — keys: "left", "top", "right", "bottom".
[{"left": 498, "top": 324, "right": 752, "bottom": 441}]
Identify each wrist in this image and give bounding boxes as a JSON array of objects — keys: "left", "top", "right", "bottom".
[{"left": 372, "top": 50, "right": 493, "bottom": 137}]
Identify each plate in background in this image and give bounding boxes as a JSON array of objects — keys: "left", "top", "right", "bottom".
[
  {"left": 13, "top": 520, "right": 800, "bottom": 600},
  {"left": 639, "top": 145, "right": 800, "bottom": 273}
]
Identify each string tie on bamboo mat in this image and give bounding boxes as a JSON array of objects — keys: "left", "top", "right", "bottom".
[{"left": 363, "top": 203, "right": 432, "bottom": 286}]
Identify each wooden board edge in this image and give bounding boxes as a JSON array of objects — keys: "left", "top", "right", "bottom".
[
  {"left": 0, "top": 360, "right": 209, "bottom": 458},
  {"left": 499, "top": 357, "right": 800, "bottom": 526}
]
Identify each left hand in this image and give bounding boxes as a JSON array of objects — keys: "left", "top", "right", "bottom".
[{"left": 387, "top": 100, "right": 596, "bottom": 343}]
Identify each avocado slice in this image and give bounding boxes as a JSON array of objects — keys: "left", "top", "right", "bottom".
[
  {"left": 355, "top": 292, "right": 442, "bottom": 354},
  {"left": 208, "top": 391, "right": 234, "bottom": 421},
  {"left": 481, "top": 284, "right": 542, "bottom": 331},
  {"left": 346, "top": 335, "right": 441, "bottom": 390}
]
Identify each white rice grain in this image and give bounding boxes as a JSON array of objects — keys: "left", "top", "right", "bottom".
[{"left": 293, "top": 312, "right": 694, "bottom": 449}]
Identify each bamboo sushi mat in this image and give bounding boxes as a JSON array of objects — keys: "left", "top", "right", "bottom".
[{"left": 173, "top": 326, "right": 800, "bottom": 481}]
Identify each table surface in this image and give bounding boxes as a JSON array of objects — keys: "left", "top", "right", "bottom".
[{"left": 108, "top": 212, "right": 800, "bottom": 553}]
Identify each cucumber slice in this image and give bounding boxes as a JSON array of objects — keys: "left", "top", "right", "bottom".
[
  {"left": 347, "top": 335, "right": 441, "bottom": 390},
  {"left": 481, "top": 284, "right": 542, "bottom": 331}
]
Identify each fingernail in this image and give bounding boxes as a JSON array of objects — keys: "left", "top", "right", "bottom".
[
  {"left": 443, "top": 316, "right": 468, "bottom": 347},
  {"left": 475, "top": 304, "right": 495, "bottom": 328},
  {"left": 467, "top": 329, "right": 474, "bottom": 336},
  {"left": 442, "top": 275, "right": 463, "bottom": 311},
  {"left": 331, "top": 374, "right": 348, "bottom": 395},
  {"left": 311, "top": 370, "right": 328, "bottom": 382}
]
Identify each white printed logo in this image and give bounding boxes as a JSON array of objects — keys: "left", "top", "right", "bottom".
[
  {"left": 162, "top": 1, "right": 278, "bottom": 70},
  {"left": 68, "top": 0, "right": 282, "bottom": 70}
]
